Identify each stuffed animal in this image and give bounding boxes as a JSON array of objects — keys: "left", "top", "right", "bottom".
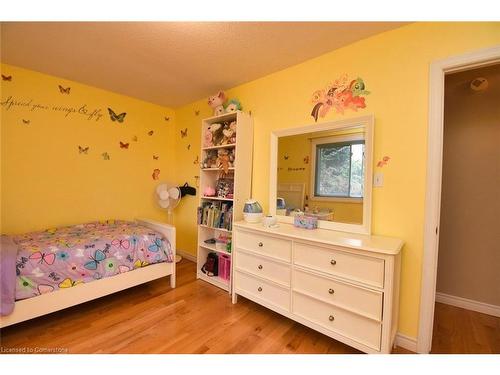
[
  {"left": 217, "top": 149, "right": 231, "bottom": 175},
  {"left": 229, "top": 121, "right": 237, "bottom": 143},
  {"left": 208, "top": 91, "right": 226, "bottom": 116},
  {"left": 225, "top": 99, "right": 242, "bottom": 113},
  {"left": 203, "top": 129, "right": 213, "bottom": 147},
  {"left": 208, "top": 123, "right": 224, "bottom": 146},
  {"left": 221, "top": 123, "right": 234, "bottom": 145}
]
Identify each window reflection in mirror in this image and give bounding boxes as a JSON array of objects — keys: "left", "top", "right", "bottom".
[{"left": 277, "top": 127, "right": 365, "bottom": 225}]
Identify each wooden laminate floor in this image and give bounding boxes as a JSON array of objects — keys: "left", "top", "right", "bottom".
[{"left": 0, "top": 260, "right": 498, "bottom": 354}]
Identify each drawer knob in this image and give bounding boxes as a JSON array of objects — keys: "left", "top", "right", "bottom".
[
  {"left": 330, "top": 259, "right": 337, "bottom": 266},
  {"left": 258, "top": 287, "right": 263, "bottom": 292},
  {"left": 258, "top": 264, "right": 263, "bottom": 270},
  {"left": 328, "top": 288, "right": 335, "bottom": 294},
  {"left": 258, "top": 242, "right": 263, "bottom": 247},
  {"left": 329, "top": 315, "right": 335, "bottom": 322}
]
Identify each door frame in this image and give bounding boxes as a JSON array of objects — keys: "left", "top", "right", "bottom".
[{"left": 417, "top": 45, "right": 500, "bottom": 354}]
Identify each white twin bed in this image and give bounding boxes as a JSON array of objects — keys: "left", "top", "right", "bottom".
[{"left": 0, "top": 218, "right": 176, "bottom": 328}]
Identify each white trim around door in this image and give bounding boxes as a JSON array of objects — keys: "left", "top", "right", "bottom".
[{"left": 418, "top": 44, "right": 500, "bottom": 354}]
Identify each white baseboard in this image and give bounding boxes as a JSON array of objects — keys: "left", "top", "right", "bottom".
[
  {"left": 394, "top": 332, "right": 417, "bottom": 352},
  {"left": 176, "top": 249, "right": 197, "bottom": 263},
  {"left": 435, "top": 292, "right": 500, "bottom": 318}
]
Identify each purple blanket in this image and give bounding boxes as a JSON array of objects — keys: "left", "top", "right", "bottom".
[
  {"left": 1, "top": 235, "right": 18, "bottom": 316},
  {"left": 1, "top": 220, "right": 173, "bottom": 316}
]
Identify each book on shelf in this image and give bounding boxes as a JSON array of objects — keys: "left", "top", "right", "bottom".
[{"left": 198, "top": 201, "right": 233, "bottom": 231}]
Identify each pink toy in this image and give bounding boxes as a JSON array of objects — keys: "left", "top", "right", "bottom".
[
  {"left": 203, "top": 186, "right": 216, "bottom": 197},
  {"left": 207, "top": 91, "right": 226, "bottom": 116},
  {"left": 204, "top": 129, "right": 213, "bottom": 147}
]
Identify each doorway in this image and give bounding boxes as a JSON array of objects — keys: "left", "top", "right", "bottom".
[
  {"left": 432, "top": 63, "right": 500, "bottom": 353},
  {"left": 418, "top": 45, "right": 500, "bottom": 354}
]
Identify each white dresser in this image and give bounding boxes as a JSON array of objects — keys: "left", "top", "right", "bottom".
[{"left": 232, "top": 221, "right": 404, "bottom": 354}]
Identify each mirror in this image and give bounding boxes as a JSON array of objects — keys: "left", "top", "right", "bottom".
[{"left": 270, "top": 115, "right": 373, "bottom": 234}]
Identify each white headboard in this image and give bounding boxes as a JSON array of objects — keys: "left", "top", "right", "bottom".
[{"left": 277, "top": 182, "right": 306, "bottom": 210}]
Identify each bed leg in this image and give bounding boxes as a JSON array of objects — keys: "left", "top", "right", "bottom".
[{"left": 170, "top": 274, "right": 176, "bottom": 289}]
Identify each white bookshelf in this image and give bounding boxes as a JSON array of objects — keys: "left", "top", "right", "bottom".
[{"left": 196, "top": 111, "right": 254, "bottom": 293}]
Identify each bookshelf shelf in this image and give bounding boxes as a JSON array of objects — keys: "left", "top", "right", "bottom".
[
  {"left": 201, "top": 196, "right": 234, "bottom": 201},
  {"left": 196, "top": 111, "right": 254, "bottom": 294},
  {"left": 201, "top": 167, "right": 235, "bottom": 172},
  {"left": 202, "top": 143, "right": 236, "bottom": 151},
  {"left": 198, "top": 243, "right": 232, "bottom": 256}
]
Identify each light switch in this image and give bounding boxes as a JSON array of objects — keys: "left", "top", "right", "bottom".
[{"left": 374, "top": 172, "right": 384, "bottom": 187}]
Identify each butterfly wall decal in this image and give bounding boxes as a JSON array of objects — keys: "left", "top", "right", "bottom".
[
  {"left": 132, "top": 135, "right": 138, "bottom": 142},
  {"left": 58, "top": 85, "right": 71, "bottom": 94},
  {"left": 58, "top": 278, "right": 83, "bottom": 288},
  {"left": 107, "top": 108, "right": 127, "bottom": 123},
  {"left": 148, "top": 130, "right": 154, "bottom": 136},
  {"left": 284, "top": 155, "right": 289, "bottom": 160},
  {"left": 153, "top": 155, "right": 159, "bottom": 160},
  {"left": 194, "top": 110, "right": 200, "bottom": 116},
  {"left": 193, "top": 156, "right": 199, "bottom": 164},
  {"left": 29, "top": 252, "right": 56, "bottom": 265},
  {"left": 102, "top": 152, "right": 110, "bottom": 160},
  {"left": 164, "top": 116, "right": 170, "bottom": 122},
  {"left": 84, "top": 249, "right": 106, "bottom": 270},
  {"left": 22, "top": 119, "right": 30, "bottom": 125},
  {"left": 1, "top": 74, "right": 12, "bottom": 81},
  {"left": 152, "top": 168, "right": 160, "bottom": 180},
  {"left": 194, "top": 175, "right": 200, "bottom": 187},
  {"left": 119, "top": 141, "right": 129, "bottom": 149},
  {"left": 180, "top": 128, "right": 188, "bottom": 138},
  {"left": 377, "top": 156, "right": 391, "bottom": 168},
  {"left": 303, "top": 156, "right": 309, "bottom": 164},
  {"left": 187, "top": 144, "right": 191, "bottom": 150},
  {"left": 78, "top": 146, "right": 89, "bottom": 154}
]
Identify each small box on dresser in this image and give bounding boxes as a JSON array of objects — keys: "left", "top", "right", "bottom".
[{"left": 231, "top": 221, "right": 403, "bottom": 354}]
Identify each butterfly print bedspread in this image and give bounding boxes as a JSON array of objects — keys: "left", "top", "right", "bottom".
[{"left": 12, "top": 220, "right": 173, "bottom": 301}]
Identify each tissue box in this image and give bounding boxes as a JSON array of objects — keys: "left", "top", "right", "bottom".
[{"left": 293, "top": 215, "right": 318, "bottom": 229}]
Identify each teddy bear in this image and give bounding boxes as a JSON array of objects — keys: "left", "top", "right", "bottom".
[
  {"left": 217, "top": 149, "right": 231, "bottom": 175},
  {"left": 207, "top": 91, "right": 226, "bottom": 116},
  {"left": 207, "top": 123, "right": 224, "bottom": 146}
]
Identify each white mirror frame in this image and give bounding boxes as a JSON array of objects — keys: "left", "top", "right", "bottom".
[{"left": 269, "top": 114, "right": 374, "bottom": 235}]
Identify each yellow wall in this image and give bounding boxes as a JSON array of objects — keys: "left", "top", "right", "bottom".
[
  {"left": 173, "top": 22, "right": 500, "bottom": 338},
  {"left": 1, "top": 64, "right": 176, "bottom": 233},
  {"left": 277, "top": 130, "right": 364, "bottom": 223},
  {"left": 2, "top": 22, "right": 499, "bottom": 340}
]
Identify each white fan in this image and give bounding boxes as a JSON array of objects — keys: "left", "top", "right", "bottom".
[{"left": 156, "top": 183, "right": 182, "bottom": 263}]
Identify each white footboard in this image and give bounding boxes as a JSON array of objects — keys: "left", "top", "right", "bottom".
[{"left": 136, "top": 217, "right": 176, "bottom": 288}]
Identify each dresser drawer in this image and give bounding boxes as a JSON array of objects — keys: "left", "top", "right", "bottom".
[
  {"left": 235, "top": 250, "right": 290, "bottom": 286},
  {"left": 294, "top": 242, "right": 385, "bottom": 288},
  {"left": 293, "top": 292, "right": 381, "bottom": 351},
  {"left": 236, "top": 230, "right": 292, "bottom": 262},
  {"left": 293, "top": 269, "right": 383, "bottom": 321},
  {"left": 234, "top": 271, "right": 290, "bottom": 311}
]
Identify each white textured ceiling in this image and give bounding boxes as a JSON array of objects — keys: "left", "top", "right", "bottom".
[{"left": 0, "top": 22, "right": 407, "bottom": 108}]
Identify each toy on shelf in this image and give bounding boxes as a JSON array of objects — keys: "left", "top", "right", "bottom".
[
  {"left": 216, "top": 177, "right": 234, "bottom": 199},
  {"left": 217, "top": 149, "right": 231, "bottom": 175},
  {"left": 208, "top": 91, "right": 226, "bottom": 116},
  {"left": 225, "top": 99, "right": 242, "bottom": 113},
  {"left": 201, "top": 149, "right": 218, "bottom": 168},
  {"left": 207, "top": 90, "right": 243, "bottom": 116},
  {"left": 203, "top": 186, "right": 216, "bottom": 197}
]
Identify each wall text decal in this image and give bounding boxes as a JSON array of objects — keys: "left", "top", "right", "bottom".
[{"left": 1, "top": 95, "right": 103, "bottom": 121}]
